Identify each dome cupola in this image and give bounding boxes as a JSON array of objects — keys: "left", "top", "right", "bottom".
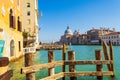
[{"left": 64, "top": 26, "right": 73, "bottom": 35}]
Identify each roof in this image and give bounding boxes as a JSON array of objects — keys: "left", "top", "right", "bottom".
[
  {"left": 103, "top": 32, "right": 120, "bottom": 36},
  {"left": 87, "top": 28, "right": 114, "bottom": 32}
]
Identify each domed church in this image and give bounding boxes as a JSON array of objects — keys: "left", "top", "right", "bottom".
[
  {"left": 60, "top": 26, "right": 73, "bottom": 44},
  {"left": 59, "top": 26, "right": 89, "bottom": 45},
  {"left": 64, "top": 26, "right": 73, "bottom": 35}
]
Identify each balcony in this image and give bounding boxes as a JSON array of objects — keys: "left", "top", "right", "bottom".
[{"left": 23, "top": 47, "right": 36, "bottom": 54}]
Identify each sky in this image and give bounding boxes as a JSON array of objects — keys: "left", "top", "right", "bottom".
[{"left": 38, "top": 0, "right": 120, "bottom": 43}]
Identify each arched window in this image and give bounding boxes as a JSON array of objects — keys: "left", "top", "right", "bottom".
[{"left": 10, "top": 40, "right": 15, "bottom": 57}]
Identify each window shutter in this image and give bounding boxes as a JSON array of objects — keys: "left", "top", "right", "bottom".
[
  {"left": 17, "top": 20, "right": 19, "bottom": 31},
  {"left": 20, "top": 21, "right": 22, "bottom": 31},
  {"left": 10, "top": 15, "right": 16, "bottom": 29},
  {"left": 10, "top": 15, "right": 13, "bottom": 28},
  {"left": 13, "top": 16, "right": 16, "bottom": 29},
  {"left": 18, "top": 20, "right": 22, "bottom": 32}
]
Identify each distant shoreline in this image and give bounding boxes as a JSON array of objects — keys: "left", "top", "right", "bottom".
[{"left": 71, "top": 44, "right": 120, "bottom": 46}]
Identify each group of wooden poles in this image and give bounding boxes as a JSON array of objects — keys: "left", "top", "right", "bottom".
[{"left": 21, "top": 41, "right": 115, "bottom": 80}]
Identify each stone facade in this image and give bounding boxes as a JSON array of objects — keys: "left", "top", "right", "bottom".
[
  {"left": 59, "top": 27, "right": 89, "bottom": 45},
  {"left": 22, "top": 0, "right": 39, "bottom": 48},
  {"left": 87, "top": 28, "right": 115, "bottom": 44},
  {"left": 60, "top": 26, "right": 73, "bottom": 44},
  {"left": 101, "top": 32, "right": 120, "bottom": 45},
  {"left": 59, "top": 27, "right": 118, "bottom": 45}
]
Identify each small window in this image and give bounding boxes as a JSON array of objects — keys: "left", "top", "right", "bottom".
[
  {"left": 18, "top": 41, "right": 21, "bottom": 52},
  {"left": 27, "top": 11, "right": 30, "bottom": 16},
  {"left": 27, "top": 19, "right": 31, "bottom": 24},
  {"left": 27, "top": 3, "right": 30, "bottom": 7}
]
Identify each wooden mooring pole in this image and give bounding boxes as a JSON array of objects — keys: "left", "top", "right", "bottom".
[
  {"left": 25, "top": 53, "right": 35, "bottom": 80},
  {"left": 95, "top": 50, "right": 103, "bottom": 80},
  {"left": 103, "top": 41, "right": 115, "bottom": 78},
  {"left": 102, "top": 41, "right": 111, "bottom": 71},
  {"left": 68, "top": 51, "right": 77, "bottom": 80},
  {"left": 48, "top": 50, "right": 55, "bottom": 76},
  {"left": 109, "top": 42, "right": 115, "bottom": 77},
  {"left": 62, "top": 43, "right": 66, "bottom": 80}
]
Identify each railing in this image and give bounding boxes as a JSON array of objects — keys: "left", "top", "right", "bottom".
[
  {"left": 21, "top": 41, "right": 115, "bottom": 80},
  {"left": 23, "top": 47, "right": 36, "bottom": 54}
]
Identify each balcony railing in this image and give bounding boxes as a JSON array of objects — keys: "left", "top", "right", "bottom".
[{"left": 23, "top": 47, "right": 36, "bottom": 54}]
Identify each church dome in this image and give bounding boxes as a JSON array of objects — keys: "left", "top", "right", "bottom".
[
  {"left": 73, "top": 30, "right": 78, "bottom": 35},
  {"left": 73, "top": 29, "right": 80, "bottom": 35},
  {"left": 64, "top": 26, "right": 73, "bottom": 35}
]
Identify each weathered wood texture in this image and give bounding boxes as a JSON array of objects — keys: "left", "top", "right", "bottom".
[
  {"left": 21, "top": 61, "right": 64, "bottom": 74},
  {"left": 48, "top": 50, "right": 55, "bottom": 76},
  {"left": 21, "top": 60, "right": 113, "bottom": 74},
  {"left": 0, "top": 57, "right": 9, "bottom": 67},
  {"left": 95, "top": 50, "right": 103, "bottom": 80},
  {"left": 102, "top": 41, "right": 111, "bottom": 71},
  {"left": 40, "top": 72, "right": 64, "bottom": 80},
  {"left": 109, "top": 42, "right": 115, "bottom": 77},
  {"left": 40, "top": 71, "right": 114, "bottom": 80},
  {"left": 0, "top": 70, "right": 13, "bottom": 80},
  {"left": 64, "top": 71, "right": 114, "bottom": 77},
  {"left": 62, "top": 43, "right": 66, "bottom": 80},
  {"left": 68, "top": 51, "right": 77, "bottom": 80},
  {"left": 65, "top": 60, "right": 113, "bottom": 65},
  {"left": 39, "top": 71, "right": 114, "bottom": 80},
  {"left": 25, "top": 53, "right": 35, "bottom": 80}
]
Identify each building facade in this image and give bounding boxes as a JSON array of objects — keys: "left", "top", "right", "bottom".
[
  {"left": 87, "top": 28, "right": 115, "bottom": 44},
  {"left": 78, "top": 34, "right": 89, "bottom": 44},
  {"left": 59, "top": 27, "right": 118, "bottom": 45},
  {"left": 0, "top": 0, "right": 23, "bottom": 60},
  {"left": 59, "top": 27, "right": 89, "bottom": 45},
  {"left": 22, "top": 0, "right": 39, "bottom": 48},
  {"left": 101, "top": 32, "right": 120, "bottom": 45},
  {"left": 60, "top": 26, "right": 73, "bottom": 44}
]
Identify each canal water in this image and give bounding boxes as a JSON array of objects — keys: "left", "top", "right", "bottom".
[{"left": 10, "top": 45, "right": 120, "bottom": 80}]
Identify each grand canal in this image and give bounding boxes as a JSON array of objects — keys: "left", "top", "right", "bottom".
[{"left": 10, "top": 45, "right": 120, "bottom": 80}]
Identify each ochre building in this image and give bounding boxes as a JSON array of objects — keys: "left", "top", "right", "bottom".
[{"left": 0, "top": 0, "right": 23, "bottom": 61}]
